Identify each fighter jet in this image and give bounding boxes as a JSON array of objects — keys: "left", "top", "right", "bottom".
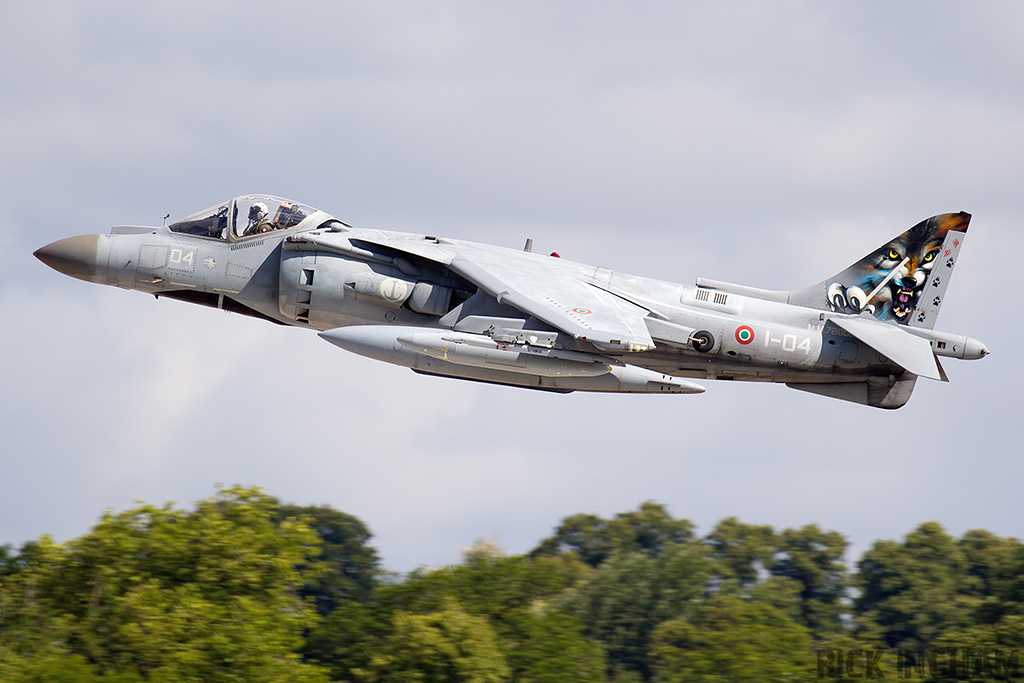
[{"left": 35, "top": 195, "right": 988, "bottom": 408}]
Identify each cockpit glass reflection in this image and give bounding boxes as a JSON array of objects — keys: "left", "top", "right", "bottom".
[
  {"left": 167, "top": 202, "right": 230, "bottom": 239},
  {"left": 166, "top": 196, "right": 318, "bottom": 241}
]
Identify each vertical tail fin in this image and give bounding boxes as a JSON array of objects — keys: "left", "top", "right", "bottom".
[{"left": 792, "top": 212, "right": 970, "bottom": 329}]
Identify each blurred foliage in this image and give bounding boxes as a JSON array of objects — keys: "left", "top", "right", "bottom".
[
  {"left": 0, "top": 486, "right": 327, "bottom": 682},
  {"left": 272, "top": 502, "right": 381, "bottom": 615},
  {"left": 856, "top": 522, "right": 979, "bottom": 650},
  {"left": 771, "top": 524, "right": 849, "bottom": 637},
  {"left": 367, "top": 598, "right": 511, "bottom": 683},
  {"left": 531, "top": 501, "right": 694, "bottom": 567},
  {"left": 372, "top": 553, "right": 604, "bottom": 682},
  {"left": 704, "top": 516, "right": 776, "bottom": 587},
  {"left": 2, "top": 494, "right": 1023, "bottom": 682},
  {"left": 553, "top": 543, "right": 711, "bottom": 679},
  {"left": 650, "top": 595, "right": 813, "bottom": 682}
]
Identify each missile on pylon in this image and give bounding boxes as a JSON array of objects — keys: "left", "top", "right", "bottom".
[
  {"left": 395, "top": 330, "right": 611, "bottom": 377},
  {"left": 318, "top": 325, "right": 705, "bottom": 394}
]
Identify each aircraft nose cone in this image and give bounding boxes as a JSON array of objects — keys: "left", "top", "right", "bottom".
[{"left": 34, "top": 235, "right": 102, "bottom": 282}]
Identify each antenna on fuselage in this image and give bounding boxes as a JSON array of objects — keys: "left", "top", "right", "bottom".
[{"left": 162, "top": 213, "right": 170, "bottom": 227}]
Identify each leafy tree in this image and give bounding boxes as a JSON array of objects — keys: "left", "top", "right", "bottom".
[
  {"left": 379, "top": 554, "right": 585, "bottom": 622},
  {"left": 651, "top": 595, "right": 815, "bottom": 683},
  {"left": 462, "top": 537, "right": 505, "bottom": 566},
  {"left": 367, "top": 597, "right": 510, "bottom": 683},
  {"left": 0, "top": 565, "right": 100, "bottom": 681},
  {"left": 0, "top": 649, "right": 145, "bottom": 683},
  {"left": 703, "top": 517, "right": 776, "bottom": 588},
  {"left": 917, "top": 534, "right": 1024, "bottom": 681},
  {"left": 607, "top": 502, "right": 695, "bottom": 557},
  {"left": 510, "top": 607, "right": 607, "bottom": 683},
  {"left": 957, "top": 530, "right": 1024, "bottom": 624},
  {"left": 810, "top": 634, "right": 899, "bottom": 681},
  {"left": 532, "top": 502, "right": 694, "bottom": 568},
  {"left": 996, "top": 542, "right": 1024, "bottom": 618},
  {"left": 770, "top": 524, "right": 848, "bottom": 637},
  {"left": 303, "top": 600, "right": 394, "bottom": 683},
  {"left": 273, "top": 502, "right": 380, "bottom": 614},
  {"left": 855, "top": 522, "right": 975, "bottom": 650},
  {"left": 376, "top": 554, "right": 601, "bottom": 682},
  {"left": 929, "top": 614, "right": 1024, "bottom": 681},
  {"left": 746, "top": 575, "right": 805, "bottom": 624},
  {"left": 0, "top": 487, "right": 328, "bottom": 683},
  {"left": 10, "top": 494, "right": 1024, "bottom": 682},
  {"left": 0, "top": 544, "right": 17, "bottom": 576},
  {"left": 531, "top": 513, "right": 613, "bottom": 567},
  {"left": 0, "top": 541, "right": 43, "bottom": 577},
  {"left": 554, "top": 542, "right": 711, "bottom": 680}
]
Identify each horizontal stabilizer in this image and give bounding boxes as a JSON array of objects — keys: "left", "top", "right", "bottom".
[{"left": 827, "top": 315, "right": 942, "bottom": 380}]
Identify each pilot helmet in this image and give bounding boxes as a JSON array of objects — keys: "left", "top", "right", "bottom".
[{"left": 249, "top": 202, "right": 269, "bottom": 223}]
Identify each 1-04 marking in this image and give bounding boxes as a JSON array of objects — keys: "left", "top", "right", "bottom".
[{"left": 762, "top": 329, "right": 812, "bottom": 355}]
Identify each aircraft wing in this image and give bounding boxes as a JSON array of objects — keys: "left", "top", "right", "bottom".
[
  {"left": 354, "top": 234, "right": 655, "bottom": 353},
  {"left": 449, "top": 255, "right": 655, "bottom": 352},
  {"left": 827, "top": 315, "right": 943, "bottom": 380}
]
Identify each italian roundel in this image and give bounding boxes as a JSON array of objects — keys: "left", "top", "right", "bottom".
[{"left": 735, "top": 325, "right": 754, "bottom": 345}]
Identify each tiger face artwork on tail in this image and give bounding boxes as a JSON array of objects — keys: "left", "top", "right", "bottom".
[{"left": 826, "top": 213, "right": 970, "bottom": 325}]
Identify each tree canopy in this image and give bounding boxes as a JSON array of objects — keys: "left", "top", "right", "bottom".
[
  {"left": 2, "top": 492, "right": 1022, "bottom": 682},
  {"left": 0, "top": 487, "right": 328, "bottom": 682}
]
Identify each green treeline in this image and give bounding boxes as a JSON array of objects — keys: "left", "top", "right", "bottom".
[{"left": 1, "top": 488, "right": 1022, "bottom": 682}]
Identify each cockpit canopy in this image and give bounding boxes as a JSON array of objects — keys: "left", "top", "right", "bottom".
[{"left": 167, "top": 195, "right": 322, "bottom": 240}]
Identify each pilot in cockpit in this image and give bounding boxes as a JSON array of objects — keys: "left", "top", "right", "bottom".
[{"left": 243, "top": 202, "right": 273, "bottom": 236}]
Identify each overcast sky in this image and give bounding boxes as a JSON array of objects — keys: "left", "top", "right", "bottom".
[{"left": 2, "top": 2, "right": 1021, "bottom": 572}]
